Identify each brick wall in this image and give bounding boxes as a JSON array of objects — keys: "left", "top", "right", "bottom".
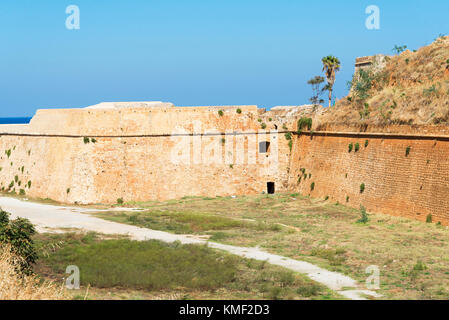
[{"left": 288, "top": 132, "right": 449, "bottom": 224}]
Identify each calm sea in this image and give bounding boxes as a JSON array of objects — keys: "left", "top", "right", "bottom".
[{"left": 0, "top": 117, "right": 32, "bottom": 124}]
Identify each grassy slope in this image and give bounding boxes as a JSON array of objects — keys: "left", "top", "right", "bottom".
[
  {"left": 34, "top": 232, "right": 337, "bottom": 300},
  {"left": 93, "top": 193, "right": 449, "bottom": 300},
  {"left": 317, "top": 36, "right": 449, "bottom": 128}
]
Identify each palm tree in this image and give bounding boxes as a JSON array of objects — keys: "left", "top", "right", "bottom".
[{"left": 321, "top": 55, "right": 341, "bottom": 107}]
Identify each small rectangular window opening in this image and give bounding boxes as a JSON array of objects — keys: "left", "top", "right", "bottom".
[{"left": 259, "top": 141, "right": 270, "bottom": 153}]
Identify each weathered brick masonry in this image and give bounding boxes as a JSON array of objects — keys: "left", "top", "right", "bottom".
[
  {"left": 0, "top": 103, "right": 292, "bottom": 204},
  {"left": 2, "top": 102, "right": 449, "bottom": 225},
  {"left": 288, "top": 131, "right": 449, "bottom": 225}
]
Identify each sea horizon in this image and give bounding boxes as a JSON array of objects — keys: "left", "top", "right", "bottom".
[{"left": 0, "top": 117, "right": 32, "bottom": 124}]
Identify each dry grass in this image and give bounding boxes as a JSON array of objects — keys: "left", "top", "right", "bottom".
[
  {"left": 316, "top": 36, "right": 449, "bottom": 129},
  {"left": 93, "top": 193, "right": 449, "bottom": 299},
  {"left": 0, "top": 245, "right": 66, "bottom": 300}
]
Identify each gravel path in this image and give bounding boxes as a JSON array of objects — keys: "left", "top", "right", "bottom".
[{"left": 0, "top": 196, "right": 381, "bottom": 300}]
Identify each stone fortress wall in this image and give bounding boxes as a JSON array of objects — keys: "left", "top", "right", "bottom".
[
  {"left": 2, "top": 54, "right": 449, "bottom": 225},
  {"left": 0, "top": 102, "right": 294, "bottom": 204}
]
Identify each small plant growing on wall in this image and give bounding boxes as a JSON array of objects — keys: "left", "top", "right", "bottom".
[
  {"left": 91, "top": 138, "right": 97, "bottom": 143},
  {"left": 310, "top": 182, "right": 315, "bottom": 191},
  {"left": 258, "top": 118, "right": 262, "bottom": 123},
  {"left": 5, "top": 150, "right": 11, "bottom": 158},
  {"left": 27, "top": 181, "right": 31, "bottom": 189},
  {"left": 218, "top": 110, "right": 224, "bottom": 117},
  {"left": 66, "top": 188, "right": 70, "bottom": 194},
  {"left": 354, "top": 143, "right": 360, "bottom": 152},
  {"left": 117, "top": 198, "right": 124, "bottom": 205},
  {"left": 229, "top": 164, "right": 234, "bottom": 169},
  {"left": 261, "top": 123, "right": 267, "bottom": 129},
  {"left": 297, "top": 117, "right": 312, "bottom": 134},
  {"left": 365, "top": 140, "right": 369, "bottom": 148},
  {"left": 19, "top": 189, "right": 25, "bottom": 195},
  {"left": 426, "top": 214, "right": 432, "bottom": 223},
  {"left": 325, "top": 195, "right": 329, "bottom": 201},
  {"left": 236, "top": 108, "right": 242, "bottom": 114},
  {"left": 282, "top": 124, "right": 288, "bottom": 130},
  {"left": 285, "top": 132, "right": 292, "bottom": 141},
  {"left": 288, "top": 140, "right": 293, "bottom": 151},
  {"left": 83, "top": 137, "right": 90, "bottom": 144},
  {"left": 268, "top": 118, "right": 272, "bottom": 122},
  {"left": 406, "top": 146, "right": 411, "bottom": 157},
  {"left": 346, "top": 196, "right": 349, "bottom": 203},
  {"left": 348, "top": 143, "right": 353, "bottom": 153},
  {"left": 360, "top": 183, "right": 366, "bottom": 193},
  {"left": 357, "top": 206, "right": 369, "bottom": 224},
  {"left": 221, "top": 138, "right": 226, "bottom": 145}
]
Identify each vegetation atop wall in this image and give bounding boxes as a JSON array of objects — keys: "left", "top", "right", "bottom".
[{"left": 317, "top": 36, "right": 449, "bottom": 128}]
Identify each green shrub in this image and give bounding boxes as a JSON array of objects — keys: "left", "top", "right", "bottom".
[
  {"left": 117, "top": 198, "right": 124, "bottom": 205},
  {"left": 426, "top": 214, "right": 432, "bottom": 223},
  {"left": 354, "top": 143, "right": 360, "bottom": 152},
  {"left": 348, "top": 143, "right": 353, "bottom": 153},
  {"left": 66, "top": 188, "right": 71, "bottom": 194},
  {"left": 91, "top": 138, "right": 97, "bottom": 143},
  {"left": 236, "top": 108, "right": 242, "bottom": 114},
  {"left": 27, "top": 181, "right": 32, "bottom": 189},
  {"left": 357, "top": 206, "right": 369, "bottom": 224},
  {"left": 284, "top": 132, "right": 292, "bottom": 140},
  {"left": 5, "top": 149, "right": 11, "bottom": 158},
  {"left": 325, "top": 196, "right": 329, "bottom": 201},
  {"left": 261, "top": 123, "right": 267, "bottom": 129},
  {"left": 310, "top": 182, "right": 315, "bottom": 191},
  {"left": 0, "top": 210, "right": 37, "bottom": 275},
  {"left": 365, "top": 140, "right": 369, "bottom": 148},
  {"left": 405, "top": 146, "right": 411, "bottom": 157},
  {"left": 83, "top": 137, "right": 90, "bottom": 144},
  {"left": 288, "top": 140, "right": 293, "bottom": 152},
  {"left": 297, "top": 118, "right": 312, "bottom": 133},
  {"left": 218, "top": 110, "right": 224, "bottom": 117},
  {"left": 346, "top": 196, "right": 349, "bottom": 203},
  {"left": 360, "top": 183, "right": 365, "bottom": 194},
  {"left": 19, "top": 189, "right": 25, "bottom": 195}
]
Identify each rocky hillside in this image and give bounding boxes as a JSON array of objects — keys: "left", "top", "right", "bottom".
[{"left": 316, "top": 36, "right": 449, "bottom": 130}]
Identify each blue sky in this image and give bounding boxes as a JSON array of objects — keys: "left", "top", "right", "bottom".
[{"left": 0, "top": 0, "right": 448, "bottom": 117}]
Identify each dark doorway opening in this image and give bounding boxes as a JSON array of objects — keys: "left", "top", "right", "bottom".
[
  {"left": 259, "top": 141, "right": 271, "bottom": 153},
  {"left": 267, "top": 182, "right": 275, "bottom": 194}
]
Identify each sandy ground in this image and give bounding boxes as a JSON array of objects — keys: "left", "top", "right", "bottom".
[{"left": 0, "top": 196, "right": 381, "bottom": 300}]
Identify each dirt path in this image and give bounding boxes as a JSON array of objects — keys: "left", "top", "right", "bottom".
[{"left": 0, "top": 196, "right": 381, "bottom": 300}]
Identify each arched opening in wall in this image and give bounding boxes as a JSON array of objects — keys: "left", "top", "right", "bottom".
[
  {"left": 267, "top": 182, "right": 275, "bottom": 194},
  {"left": 259, "top": 141, "right": 270, "bottom": 153}
]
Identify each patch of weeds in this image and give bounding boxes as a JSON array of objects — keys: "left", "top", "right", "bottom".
[
  {"left": 19, "top": 189, "right": 25, "bottom": 195},
  {"left": 357, "top": 205, "right": 369, "bottom": 224},
  {"left": 346, "top": 196, "right": 349, "bottom": 203},
  {"left": 117, "top": 198, "right": 124, "bottom": 205},
  {"left": 348, "top": 143, "right": 353, "bottom": 153},
  {"left": 364, "top": 140, "right": 369, "bottom": 148},
  {"left": 310, "top": 182, "right": 315, "bottom": 191},
  {"left": 218, "top": 110, "right": 224, "bottom": 117},
  {"left": 83, "top": 137, "right": 90, "bottom": 144},
  {"left": 91, "top": 138, "right": 97, "bottom": 143},
  {"left": 297, "top": 118, "right": 312, "bottom": 133},
  {"left": 360, "top": 183, "right": 365, "bottom": 194},
  {"left": 426, "top": 214, "right": 432, "bottom": 223},
  {"left": 236, "top": 108, "right": 242, "bottom": 114},
  {"left": 405, "top": 146, "right": 411, "bottom": 157},
  {"left": 310, "top": 248, "right": 347, "bottom": 266},
  {"left": 354, "top": 143, "right": 360, "bottom": 152}
]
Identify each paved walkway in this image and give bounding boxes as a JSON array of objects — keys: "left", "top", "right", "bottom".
[{"left": 0, "top": 197, "right": 381, "bottom": 300}]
